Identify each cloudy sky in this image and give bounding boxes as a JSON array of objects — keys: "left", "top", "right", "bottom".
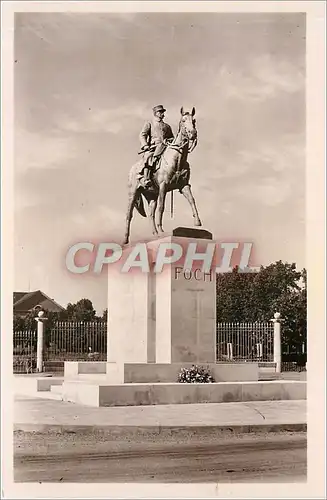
[{"left": 14, "top": 12, "right": 306, "bottom": 314}]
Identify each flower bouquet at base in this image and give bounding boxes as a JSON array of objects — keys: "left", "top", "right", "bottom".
[{"left": 177, "top": 364, "right": 215, "bottom": 383}]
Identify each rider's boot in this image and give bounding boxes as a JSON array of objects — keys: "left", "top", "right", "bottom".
[
  {"left": 140, "top": 167, "right": 151, "bottom": 187},
  {"left": 142, "top": 162, "right": 154, "bottom": 187}
]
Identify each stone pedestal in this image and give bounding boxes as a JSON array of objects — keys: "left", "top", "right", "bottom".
[
  {"left": 106, "top": 262, "right": 153, "bottom": 364},
  {"left": 62, "top": 228, "right": 260, "bottom": 407},
  {"left": 107, "top": 229, "right": 216, "bottom": 366},
  {"left": 155, "top": 254, "right": 216, "bottom": 364}
]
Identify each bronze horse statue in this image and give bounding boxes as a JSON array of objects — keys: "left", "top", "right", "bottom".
[{"left": 123, "top": 107, "right": 202, "bottom": 245}]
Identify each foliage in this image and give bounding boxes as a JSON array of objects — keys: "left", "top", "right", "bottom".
[
  {"left": 216, "top": 261, "right": 307, "bottom": 350},
  {"left": 65, "top": 299, "right": 96, "bottom": 322},
  {"left": 216, "top": 267, "right": 257, "bottom": 322},
  {"left": 178, "top": 365, "right": 215, "bottom": 383},
  {"left": 275, "top": 286, "right": 307, "bottom": 354},
  {"left": 250, "top": 261, "right": 302, "bottom": 320},
  {"left": 13, "top": 298, "right": 97, "bottom": 338},
  {"left": 13, "top": 314, "right": 27, "bottom": 332},
  {"left": 13, "top": 260, "right": 307, "bottom": 357},
  {"left": 13, "top": 355, "right": 36, "bottom": 373}
]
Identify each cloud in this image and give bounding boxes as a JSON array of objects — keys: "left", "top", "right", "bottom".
[
  {"left": 15, "top": 128, "right": 77, "bottom": 172},
  {"left": 14, "top": 13, "right": 306, "bottom": 310},
  {"left": 237, "top": 133, "right": 304, "bottom": 174},
  {"left": 70, "top": 204, "right": 123, "bottom": 229},
  {"left": 218, "top": 55, "right": 304, "bottom": 102},
  {"left": 15, "top": 13, "right": 139, "bottom": 49},
  {"left": 57, "top": 101, "right": 149, "bottom": 134},
  {"left": 247, "top": 177, "right": 292, "bottom": 206},
  {"left": 193, "top": 132, "right": 304, "bottom": 215}
]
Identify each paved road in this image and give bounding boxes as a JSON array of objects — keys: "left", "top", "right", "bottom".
[{"left": 14, "top": 431, "right": 306, "bottom": 483}]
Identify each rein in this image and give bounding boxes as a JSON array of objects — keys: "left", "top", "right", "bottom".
[
  {"left": 164, "top": 120, "right": 196, "bottom": 154},
  {"left": 163, "top": 137, "right": 188, "bottom": 154},
  {"left": 160, "top": 118, "right": 197, "bottom": 221}
]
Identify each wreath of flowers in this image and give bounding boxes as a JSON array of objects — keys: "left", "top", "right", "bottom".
[{"left": 177, "top": 364, "right": 215, "bottom": 383}]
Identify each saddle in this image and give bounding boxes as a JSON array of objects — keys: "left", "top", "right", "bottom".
[{"left": 137, "top": 146, "right": 165, "bottom": 182}]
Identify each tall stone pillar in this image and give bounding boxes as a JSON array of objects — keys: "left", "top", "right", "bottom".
[
  {"left": 107, "top": 227, "right": 216, "bottom": 365},
  {"left": 153, "top": 232, "right": 216, "bottom": 363}
]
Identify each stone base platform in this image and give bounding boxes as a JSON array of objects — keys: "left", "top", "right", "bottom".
[
  {"left": 58, "top": 361, "right": 306, "bottom": 407},
  {"left": 64, "top": 361, "right": 259, "bottom": 384},
  {"left": 13, "top": 374, "right": 64, "bottom": 397},
  {"left": 59, "top": 379, "right": 306, "bottom": 407},
  {"left": 14, "top": 362, "right": 305, "bottom": 408}
]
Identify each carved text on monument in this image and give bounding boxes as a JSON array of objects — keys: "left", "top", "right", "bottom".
[{"left": 174, "top": 267, "right": 214, "bottom": 282}]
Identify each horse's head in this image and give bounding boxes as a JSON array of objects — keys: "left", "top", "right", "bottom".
[{"left": 179, "top": 107, "right": 197, "bottom": 151}]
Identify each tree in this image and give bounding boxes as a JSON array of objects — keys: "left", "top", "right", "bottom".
[
  {"left": 13, "top": 314, "right": 27, "bottom": 332},
  {"left": 13, "top": 310, "right": 38, "bottom": 332},
  {"left": 250, "top": 261, "right": 302, "bottom": 321},
  {"left": 102, "top": 308, "right": 108, "bottom": 321},
  {"left": 13, "top": 298, "right": 97, "bottom": 331},
  {"left": 216, "top": 267, "right": 256, "bottom": 322},
  {"left": 65, "top": 298, "right": 96, "bottom": 322},
  {"left": 216, "top": 261, "right": 307, "bottom": 349},
  {"left": 13, "top": 309, "right": 66, "bottom": 330},
  {"left": 274, "top": 269, "right": 307, "bottom": 354}
]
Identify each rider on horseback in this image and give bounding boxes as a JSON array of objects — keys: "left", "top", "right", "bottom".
[{"left": 139, "top": 105, "right": 174, "bottom": 187}]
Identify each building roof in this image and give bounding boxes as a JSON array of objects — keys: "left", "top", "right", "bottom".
[
  {"left": 13, "top": 290, "right": 65, "bottom": 313},
  {"left": 13, "top": 292, "right": 29, "bottom": 304}
]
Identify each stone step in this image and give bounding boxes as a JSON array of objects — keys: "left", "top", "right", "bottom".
[
  {"left": 17, "top": 389, "right": 63, "bottom": 401},
  {"left": 39, "top": 391, "right": 63, "bottom": 401},
  {"left": 50, "top": 384, "right": 63, "bottom": 394},
  {"left": 259, "top": 372, "right": 281, "bottom": 381},
  {"left": 68, "top": 374, "right": 112, "bottom": 380},
  {"left": 60, "top": 380, "right": 306, "bottom": 407},
  {"left": 64, "top": 361, "right": 259, "bottom": 384},
  {"left": 14, "top": 375, "right": 64, "bottom": 396},
  {"left": 258, "top": 362, "right": 277, "bottom": 368}
]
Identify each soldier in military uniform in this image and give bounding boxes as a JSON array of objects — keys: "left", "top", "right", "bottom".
[{"left": 139, "top": 105, "right": 174, "bottom": 186}]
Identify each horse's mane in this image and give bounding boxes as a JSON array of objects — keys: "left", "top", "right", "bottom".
[{"left": 175, "top": 111, "right": 191, "bottom": 139}]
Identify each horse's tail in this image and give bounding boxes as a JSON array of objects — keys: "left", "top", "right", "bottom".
[{"left": 135, "top": 192, "right": 147, "bottom": 218}]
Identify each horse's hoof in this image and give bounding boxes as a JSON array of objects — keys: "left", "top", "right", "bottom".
[
  {"left": 122, "top": 239, "right": 129, "bottom": 246},
  {"left": 194, "top": 219, "right": 202, "bottom": 227}
]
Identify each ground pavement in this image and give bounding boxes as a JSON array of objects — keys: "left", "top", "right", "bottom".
[
  {"left": 13, "top": 395, "right": 307, "bottom": 483},
  {"left": 14, "top": 394, "right": 306, "bottom": 433}
]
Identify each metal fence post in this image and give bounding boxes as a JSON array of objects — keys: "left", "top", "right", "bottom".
[
  {"left": 35, "top": 310, "right": 47, "bottom": 373},
  {"left": 271, "top": 312, "right": 282, "bottom": 373},
  {"left": 227, "top": 342, "right": 233, "bottom": 360}
]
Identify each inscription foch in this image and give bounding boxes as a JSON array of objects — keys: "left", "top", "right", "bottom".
[{"left": 174, "top": 266, "right": 214, "bottom": 282}]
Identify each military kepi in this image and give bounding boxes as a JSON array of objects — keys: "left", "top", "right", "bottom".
[{"left": 153, "top": 104, "right": 166, "bottom": 113}]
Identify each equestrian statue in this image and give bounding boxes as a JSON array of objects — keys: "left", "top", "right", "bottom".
[{"left": 123, "top": 104, "right": 202, "bottom": 245}]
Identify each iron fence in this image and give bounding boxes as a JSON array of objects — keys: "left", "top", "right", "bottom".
[
  {"left": 13, "top": 320, "right": 306, "bottom": 373},
  {"left": 216, "top": 322, "right": 274, "bottom": 363},
  {"left": 13, "top": 321, "right": 107, "bottom": 372},
  {"left": 13, "top": 330, "right": 37, "bottom": 373},
  {"left": 281, "top": 361, "right": 306, "bottom": 372},
  {"left": 45, "top": 321, "right": 107, "bottom": 362},
  {"left": 281, "top": 344, "right": 307, "bottom": 372},
  {"left": 216, "top": 322, "right": 306, "bottom": 371}
]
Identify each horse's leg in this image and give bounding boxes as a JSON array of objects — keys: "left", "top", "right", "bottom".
[
  {"left": 157, "top": 183, "right": 167, "bottom": 232},
  {"left": 181, "top": 184, "right": 202, "bottom": 226},
  {"left": 149, "top": 198, "right": 158, "bottom": 236},
  {"left": 123, "top": 191, "right": 136, "bottom": 245}
]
